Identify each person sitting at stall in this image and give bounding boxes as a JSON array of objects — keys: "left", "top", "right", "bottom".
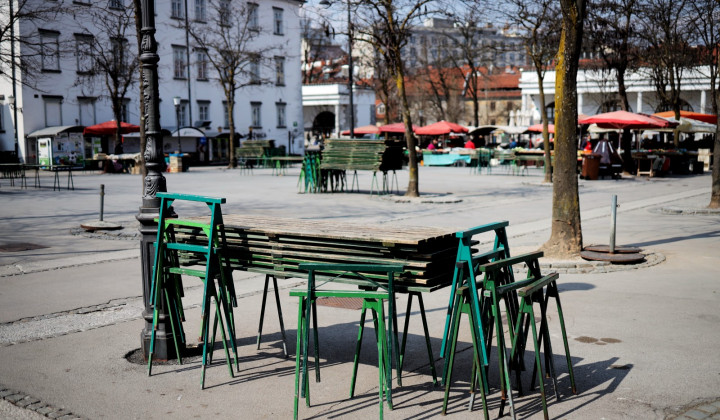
[
  {"left": 464, "top": 137, "right": 476, "bottom": 149},
  {"left": 427, "top": 138, "right": 441, "bottom": 150}
]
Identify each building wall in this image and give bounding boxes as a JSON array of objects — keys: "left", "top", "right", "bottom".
[
  {"left": 302, "top": 83, "right": 375, "bottom": 138},
  {"left": 519, "top": 67, "right": 714, "bottom": 125},
  {"left": 0, "top": 0, "right": 304, "bottom": 161}
]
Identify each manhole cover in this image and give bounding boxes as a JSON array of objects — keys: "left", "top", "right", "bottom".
[
  {"left": 580, "top": 250, "right": 645, "bottom": 264},
  {"left": 0, "top": 243, "right": 48, "bottom": 252},
  {"left": 315, "top": 296, "right": 364, "bottom": 311},
  {"left": 584, "top": 244, "right": 642, "bottom": 254}
]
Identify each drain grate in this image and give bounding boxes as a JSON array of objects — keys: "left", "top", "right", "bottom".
[
  {"left": 0, "top": 243, "right": 48, "bottom": 252},
  {"left": 315, "top": 296, "right": 364, "bottom": 311}
]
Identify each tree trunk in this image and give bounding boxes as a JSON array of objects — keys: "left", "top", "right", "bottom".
[
  {"left": 536, "top": 69, "right": 552, "bottom": 183},
  {"left": 542, "top": 0, "right": 586, "bottom": 258},
  {"left": 711, "top": 92, "right": 720, "bottom": 208},
  {"left": 227, "top": 91, "right": 237, "bottom": 169},
  {"left": 395, "top": 66, "right": 419, "bottom": 197}
]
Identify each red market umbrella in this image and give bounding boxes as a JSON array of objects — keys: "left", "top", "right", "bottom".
[
  {"left": 83, "top": 120, "right": 140, "bottom": 136},
  {"left": 415, "top": 120, "right": 468, "bottom": 135},
  {"left": 526, "top": 123, "right": 555, "bottom": 134},
  {"left": 340, "top": 125, "right": 381, "bottom": 136},
  {"left": 652, "top": 110, "right": 717, "bottom": 125},
  {"left": 578, "top": 111, "right": 675, "bottom": 130},
  {"left": 378, "top": 122, "right": 418, "bottom": 133}
]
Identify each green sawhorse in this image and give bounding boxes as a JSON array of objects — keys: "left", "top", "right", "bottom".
[
  {"left": 147, "top": 192, "right": 239, "bottom": 389},
  {"left": 256, "top": 273, "right": 289, "bottom": 358},
  {"left": 292, "top": 263, "right": 404, "bottom": 420},
  {"left": 479, "top": 251, "right": 577, "bottom": 419},
  {"left": 442, "top": 285, "right": 491, "bottom": 419},
  {"left": 440, "top": 222, "right": 513, "bottom": 371}
]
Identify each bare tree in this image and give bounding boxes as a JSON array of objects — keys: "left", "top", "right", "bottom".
[
  {"left": 444, "top": 0, "right": 522, "bottom": 128},
  {"left": 413, "top": 52, "right": 464, "bottom": 123},
  {"left": 688, "top": 0, "right": 720, "bottom": 208},
  {"left": 0, "top": 0, "right": 64, "bottom": 86},
  {"left": 586, "top": 0, "right": 641, "bottom": 173},
  {"left": 74, "top": 3, "right": 138, "bottom": 151},
  {"left": 186, "top": 0, "right": 277, "bottom": 168},
  {"left": 542, "top": 0, "right": 586, "bottom": 258},
  {"left": 500, "top": 0, "right": 561, "bottom": 183},
  {"left": 636, "top": 0, "right": 695, "bottom": 147},
  {"left": 300, "top": 18, "right": 336, "bottom": 84},
  {"left": 355, "top": 0, "right": 434, "bottom": 197}
]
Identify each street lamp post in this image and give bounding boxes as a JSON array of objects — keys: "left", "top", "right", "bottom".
[
  {"left": 320, "top": 0, "right": 354, "bottom": 138},
  {"left": 136, "top": 0, "right": 175, "bottom": 360},
  {"left": 7, "top": 95, "right": 19, "bottom": 158},
  {"left": 173, "top": 96, "right": 182, "bottom": 152}
]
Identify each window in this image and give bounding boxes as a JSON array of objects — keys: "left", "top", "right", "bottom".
[
  {"left": 219, "top": 0, "right": 230, "bottom": 26},
  {"left": 43, "top": 96, "right": 63, "bottom": 127},
  {"left": 109, "top": 0, "right": 123, "bottom": 9},
  {"left": 274, "top": 56, "right": 285, "bottom": 85},
  {"left": 222, "top": 100, "right": 229, "bottom": 128},
  {"left": 198, "top": 100, "right": 210, "bottom": 121},
  {"left": 176, "top": 100, "right": 188, "bottom": 126},
  {"left": 78, "top": 97, "right": 96, "bottom": 126},
  {"left": 111, "top": 37, "right": 129, "bottom": 74},
  {"left": 171, "top": 0, "right": 184, "bottom": 18},
  {"left": 273, "top": 7, "right": 284, "bottom": 35},
  {"left": 276, "top": 102, "right": 286, "bottom": 128},
  {"left": 251, "top": 102, "right": 262, "bottom": 127},
  {"left": 248, "top": 3, "right": 259, "bottom": 30},
  {"left": 196, "top": 49, "right": 208, "bottom": 80},
  {"left": 490, "top": 101, "right": 496, "bottom": 112},
  {"left": 75, "top": 35, "right": 94, "bottom": 74},
  {"left": 250, "top": 56, "right": 260, "bottom": 84},
  {"left": 120, "top": 99, "right": 130, "bottom": 122},
  {"left": 40, "top": 30, "right": 60, "bottom": 72},
  {"left": 173, "top": 46, "right": 187, "bottom": 79},
  {"left": 195, "top": 0, "right": 206, "bottom": 21}
]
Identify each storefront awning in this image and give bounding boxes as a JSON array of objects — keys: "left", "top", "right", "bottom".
[{"left": 27, "top": 125, "right": 85, "bottom": 138}]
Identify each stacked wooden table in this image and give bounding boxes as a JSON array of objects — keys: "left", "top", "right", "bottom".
[{"left": 180, "top": 215, "right": 458, "bottom": 291}]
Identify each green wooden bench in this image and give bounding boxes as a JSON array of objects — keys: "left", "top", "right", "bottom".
[{"left": 318, "top": 138, "right": 403, "bottom": 194}]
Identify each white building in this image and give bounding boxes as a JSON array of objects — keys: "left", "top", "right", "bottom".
[
  {"left": 302, "top": 83, "right": 375, "bottom": 139},
  {"left": 0, "top": 0, "right": 305, "bottom": 163},
  {"left": 519, "top": 67, "right": 714, "bottom": 125}
]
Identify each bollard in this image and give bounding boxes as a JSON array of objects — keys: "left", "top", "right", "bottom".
[
  {"left": 100, "top": 184, "right": 105, "bottom": 222},
  {"left": 609, "top": 194, "right": 617, "bottom": 254}
]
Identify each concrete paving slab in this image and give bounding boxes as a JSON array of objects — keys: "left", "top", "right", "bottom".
[{"left": 1, "top": 166, "right": 719, "bottom": 419}]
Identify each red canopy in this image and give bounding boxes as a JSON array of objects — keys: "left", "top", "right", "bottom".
[
  {"left": 83, "top": 120, "right": 140, "bottom": 136},
  {"left": 340, "top": 125, "right": 381, "bottom": 136},
  {"left": 526, "top": 123, "right": 555, "bottom": 134},
  {"left": 378, "top": 122, "right": 418, "bottom": 133},
  {"left": 652, "top": 110, "right": 717, "bottom": 125},
  {"left": 578, "top": 111, "right": 675, "bottom": 130},
  {"left": 415, "top": 120, "right": 468, "bottom": 135}
]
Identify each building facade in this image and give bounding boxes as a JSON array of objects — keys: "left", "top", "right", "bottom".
[
  {"left": 0, "top": 0, "right": 304, "bottom": 163},
  {"left": 519, "top": 67, "right": 715, "bottom": 125}
]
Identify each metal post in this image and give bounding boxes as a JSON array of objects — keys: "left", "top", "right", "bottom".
[
  {"left": 347, "top": 0, "right": 354, "bottom": 139},
  {"left": 100, "top": 184, "right": 105, "bottom": 222},
  {"left": 9, "top": 0, "right": 19, "bottom": 159},
  {"left": 136, "top": 0, "right": 176, "bottom": 360},
  {"left": 609, "top": 195, "right": 618, "bottom": 254}
]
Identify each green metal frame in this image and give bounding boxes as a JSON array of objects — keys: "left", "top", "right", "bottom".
[
  {"left": 440, "top": 222, "right": 512, "bottom": 366},
  {"left": 292, "top": 263, "right": 404, "bottom": 420},
  {"left": 147, "top": 192, "right": 239, "bottom": 389}
]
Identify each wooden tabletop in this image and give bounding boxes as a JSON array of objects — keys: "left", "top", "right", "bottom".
[{"left": 222, "top": 215, "right": 455, "bottom": 246}]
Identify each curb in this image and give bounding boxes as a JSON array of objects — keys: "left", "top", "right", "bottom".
[{"left": 0, "top": 386, "right": 85, "bottom": 420}]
